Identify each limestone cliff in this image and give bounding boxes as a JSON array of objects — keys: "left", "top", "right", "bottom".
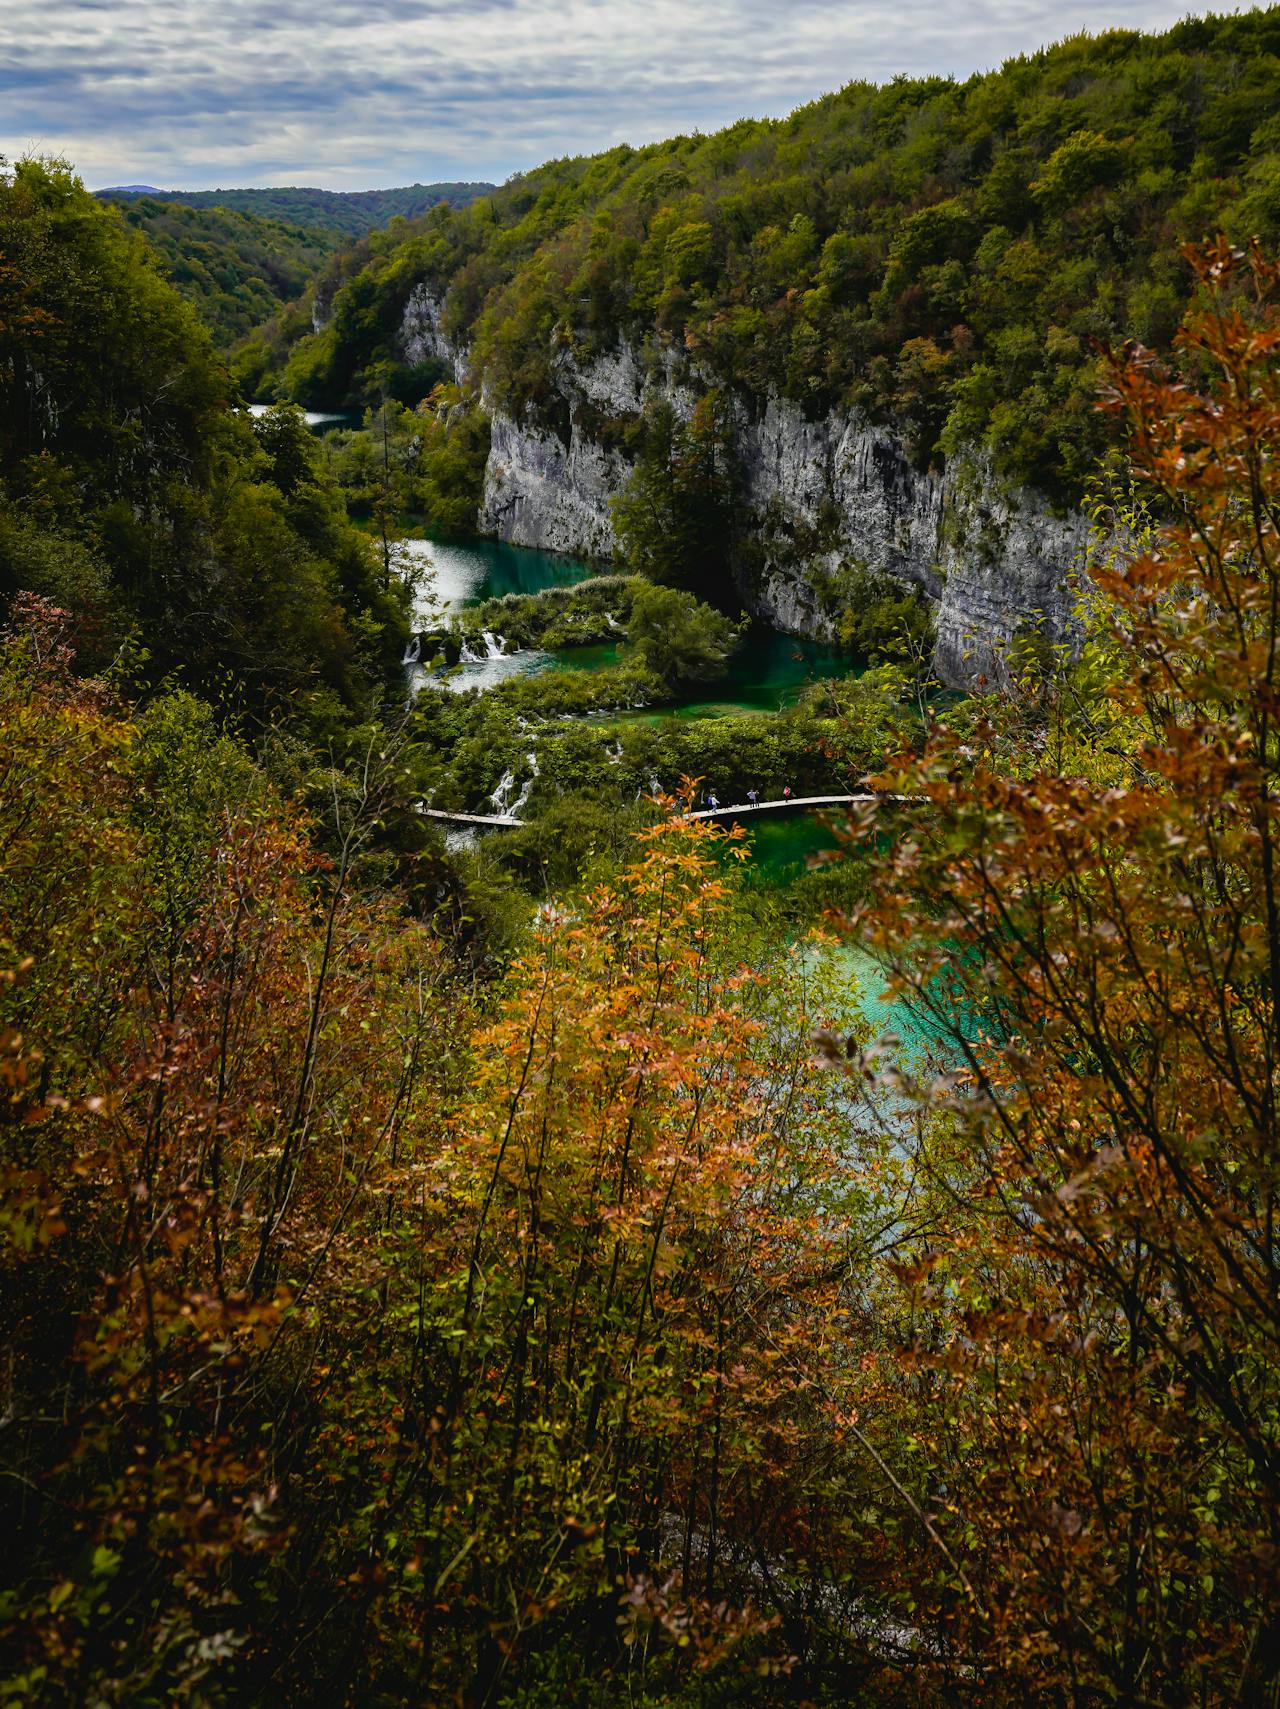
[{"left": 400, "top": 284, "right": 1090, "bottom": 687}]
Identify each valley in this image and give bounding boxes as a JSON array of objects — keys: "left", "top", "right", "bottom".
[{"left": 5, "top": 8, "right": 1280, "bottom": 1702}]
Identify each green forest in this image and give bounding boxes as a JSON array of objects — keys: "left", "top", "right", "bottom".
[
  {"left": 98, "top": 183, "right": 495, "bottom": 350},
  {"left": 247, "top": 10, "right": 1280, "bottom": 500},
  {"left": 5, "top": 8, "right": 1280, "bottom": 1704},
  {"left": 104, "top": 198, "right": 345, "bottom": 346},
  {"left": 98, "top": 181, "right": 495, "bottom": 240}
]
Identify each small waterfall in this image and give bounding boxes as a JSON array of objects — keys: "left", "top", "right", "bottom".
[
  {"left": 459, "top": 629, "right": 505, "bottom": 663},
  {"left": 509, "top": 749, "right": 540, "bottom": 818},
  {"left": 488, "top": 769, "right": 518, "bottom": 813},
  {"left": 402, "top": 633, "right": 422, "bottom": 666}
]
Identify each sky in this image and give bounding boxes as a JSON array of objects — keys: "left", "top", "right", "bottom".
[{"left": 0, "top": 0, "right": 1257, "bottom": 193}]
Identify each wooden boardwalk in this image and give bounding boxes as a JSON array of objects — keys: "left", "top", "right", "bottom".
[
  {"left": 687, "top": 792, "right": 917, "bottom": 821},
  {"left": 421, "top": 807, "right": 523, "bottom": 828},
  {"left": 421, "top": 793, "right": 917, "bottom": 831}
]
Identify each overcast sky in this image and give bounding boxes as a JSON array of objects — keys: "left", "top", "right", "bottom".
[{"left": 1, "top": 0, "right": 1255, "bottom": 192}]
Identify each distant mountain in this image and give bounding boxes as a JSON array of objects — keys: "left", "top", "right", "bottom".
[{"left": 96, "top": 182, "right": 495, "bottom": 240}]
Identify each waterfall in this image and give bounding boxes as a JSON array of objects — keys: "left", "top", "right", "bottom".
[
  {"left": 460, "top": 629, "right": 505, "bottom": 663},
  {"left": 509, "top": 749, "right": 540, "bottom": 818},
  {"left": 488, "top": 769, "right": 517, "bottom": 813},
  {"left": 489, "top": 750, "right": 539, "bottom": 820},
  {"left": 402, "top": 634, "right": 422, "bottom": 666}
]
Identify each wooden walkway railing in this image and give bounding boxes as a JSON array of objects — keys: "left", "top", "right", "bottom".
[{"left": 420, "top": 793, "right": 919, "bottom": 830}]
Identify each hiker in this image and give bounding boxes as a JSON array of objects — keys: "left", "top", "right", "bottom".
[
  {"left": 747, "top": 788, "right": 760, "bottom": 807},
  {"left": 783, "top": 782, "right": 792, "bottom": 801},
  {"left": 707, "top": 790, "right": 720, "bottom": 811}
]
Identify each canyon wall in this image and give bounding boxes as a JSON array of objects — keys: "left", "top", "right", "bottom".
[{"left": 402, "top": 284, "right": 1091, "bottom": 687}]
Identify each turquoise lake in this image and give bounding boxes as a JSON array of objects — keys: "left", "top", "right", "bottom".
[
  {"left": 404, "top": 533, "right": 949, "bottom": 1064},
  {"left": 404, "top": 533, "right": 849, "bottom": 706}
]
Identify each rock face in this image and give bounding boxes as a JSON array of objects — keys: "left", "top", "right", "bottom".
[
  {"left": 401, "top": 290, "right": 1090, "bottom": 687},
  {"left": 401, "top": 286, "right": 469, "bottom": 380}
]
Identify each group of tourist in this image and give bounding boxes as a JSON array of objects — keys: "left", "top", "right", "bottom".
[{"left": 702, "top": 784, "right": 792, "bottom": 812}]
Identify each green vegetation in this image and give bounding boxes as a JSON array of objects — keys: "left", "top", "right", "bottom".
[
  {"left": 104, "top": 196, "right": 342, "bottom": 347},
  {"left": 611, "top": 394, "right": 740, "bottom": 597},
  {"left": 252, "top": 9, "right": 1280, "bottom": 502},
  {"left": 412, "top": 663, "right": 910, "bottom": 820},
  {"left": 320, "top": 387, "right": 491, "bottom": 532},
  {"left": 8, "top": 101, "right": 1280, "bottom": 1698},
  {"left": 451, "top": 574, "right": 635, "bottom": 651},
  {"left": 624, "top": 580, "right": 738, "bottom": 686},
  {"left": 97, "top": 180, "right": 494, "bottom": 240},
  {"left": 0, "top": 159, "right": 411, "bottom": 735},
  {"left": 817, "top": 560, "right": 937, "bottom": 664},
  {"left": 440, "top": 575, "right": 738, "bottom": 687}
]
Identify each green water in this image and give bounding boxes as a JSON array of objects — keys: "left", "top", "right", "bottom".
[
  {"left": 404, "top": 536, "right": 951, "bottom": 1057},
  {"left": 721, "top": 813, "right": 955, "bottom": 1069},
  {"left": 737, "top": 810, "right": 846, "bottom": 883},
  {"left": 616, "top": 630, "right": 853, "bottom": 723},
  {"left": 407, "top": 534, "right": 597, "bottom": 614},
  {"left": 409, "top": 534, "right": 853, "bottom": 708}
]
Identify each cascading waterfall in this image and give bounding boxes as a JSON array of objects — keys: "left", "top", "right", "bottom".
[
  {"left": 509, "top": 749, "right": 540, "bottom": 817},
  {"left": 487, "top": 749, "right": 540, "bottom": 819},
  {"left": 488, "top": 769, "right": 518, "bottom": 813},
  {"left": 402, "top": 634, "right": 422, "bottom": 666},
  {"left": 459, "top": 629, "right": 507, "bottom": 664}
]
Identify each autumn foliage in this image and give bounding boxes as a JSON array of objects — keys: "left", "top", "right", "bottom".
[
  {"left": 5, "top": 237, "right": 1280, "bottom": 1707},
  {"left": 851, "top": 239, "right": 1280, "bottom": 1703}
]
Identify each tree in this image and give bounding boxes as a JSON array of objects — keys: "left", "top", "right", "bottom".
[
  {"left": 848, "top": 239, "right": 1280, "bottom": 1704},
  {"left": 611, "top": 394, "right": 740, "bottom": 603},
  {"left": 0, "top": 159, "right": 411, "bottom": 729},
  {"left": 0, "top": 601, "right": 463, "bottom": 1702},
  {"left": 624, "top": 580, "right": 738, "bottom": 688}
]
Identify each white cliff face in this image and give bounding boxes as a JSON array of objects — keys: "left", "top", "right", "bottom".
[
  {"left": 734, "top": 397, "right": 1090, "bottom": 685},
  {"left": 401, "top": 284, "right": 469, "bottom": 381},
  {"left": 480, "top": 411, "right": 623, "bottom": 558},
  {"left": 401, "top": 293, "right": 1089, "bottom": 687}
]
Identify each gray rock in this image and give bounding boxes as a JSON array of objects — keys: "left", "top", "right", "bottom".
[{"left": 399, "top": 299, "right": 1092, "bottom": 687}]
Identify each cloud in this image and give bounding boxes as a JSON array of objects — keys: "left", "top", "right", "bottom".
[{"left": 1, "top": 0, "right": 1253, "bottom": 190}]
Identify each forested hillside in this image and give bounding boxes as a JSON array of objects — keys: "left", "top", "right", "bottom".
[
  {"left": 3, "top": 221, "right": 1280, "bottom": 1702},
  {"left": 5, "top": 9, "right": 1280, "bottom": 1697},
  {"left": 106, "top": 196, "right": 343, "bottom": 346},
  {"left": 251, "top": 10, "right": 1280, "bottom": 499},
  {"left": 98, "top": 180, "right": 495, "bottom": 239},
  {"left": 0, "top": 159, "right": 410, "bottom": 728}
]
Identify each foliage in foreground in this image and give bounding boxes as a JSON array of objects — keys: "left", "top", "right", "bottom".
[
  {"left": 0, "top": 614, "right": 899, "bottom": 1702},
  {"left": 5, "top": 224, "right": 1280, "bottom": 1708},
  {"left": 845, "top": 239, "right": 1280, "bottom": 1702}
]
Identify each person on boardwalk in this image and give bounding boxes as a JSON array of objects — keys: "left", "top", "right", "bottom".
[
  {"left": 747, "top": 788, "right": 760, "bottom": 807},
  {"left": 707, "top": 790, "right": 720, "bottom": 811},
  {"left": 782, "top": 782, "right": 792, "bottom": 801}
]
